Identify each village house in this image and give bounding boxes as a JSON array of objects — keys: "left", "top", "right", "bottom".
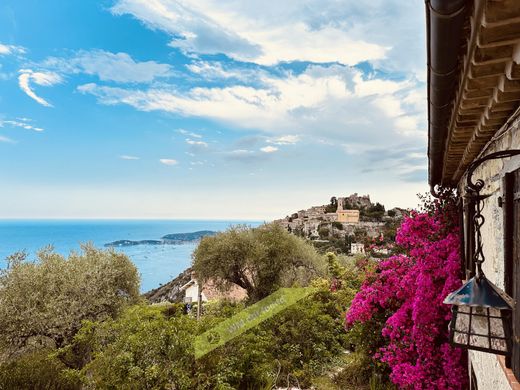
[
  {"left": 350, "top": 242, "right": 365, "bottom": 255},
  {"left": 181, "top": 276, "right": 247, "bottom": 304},
  {"left": 427, "top": 0, "right": 520, "bottom": 388}
]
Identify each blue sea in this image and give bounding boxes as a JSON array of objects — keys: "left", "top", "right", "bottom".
[{"left": 0, "top": 220, "right": 262, "bottom": 292}]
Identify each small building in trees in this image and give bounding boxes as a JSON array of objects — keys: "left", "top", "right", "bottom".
[
  {"left": 350, "top": 242, "right": 365, "bottom": 255},
  {"left": 181, "top": 278, "right": 247, "bottom": 303}
]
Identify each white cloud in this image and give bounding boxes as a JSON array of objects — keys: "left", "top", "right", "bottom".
[
  {"left": 0, "top": 43, "right": 25, "bottom": 56},
  {"left": 78, "top": 64, "right": 424, "bottom": 143},
  {"left": 42, "top": 50, "right": 171, "bottom": 83},
  {"left": 18, "top": 69, "right": 62, "bottom": 107},
  {"left": 0, "top": 135, "right": 16, "bottom": 144},
  {"left": 111, "top": 0, "right": 262, "bottom": 61},
  {"left": 268, "top": 135, "right": 300, "bottom": 145},
  {"left": 160, "top": 158, "right": 178, "bottom": 165},
  {"left": 177, "top": 128, "right": 202, "bottom": 138},
  {"left": 0, "top": 119, "right": 44, "bottom": 132},
  {"left": 186, "top": 60, "right": 263, "bottom": 82},
  {"left": 260, "top": 145, "right": 278, "bottom": 153},
  {"left": 185, "top": 138, "right": 208, "bottom": 147},
  {"left": 111, "top": 0, "right": 387, "bottom": 66},
  {"left": 119, "top": 155, "right": 140, "bottom": 160}
]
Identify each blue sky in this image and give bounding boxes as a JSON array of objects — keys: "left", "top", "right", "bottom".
[{"left": 0, "top": 0, "right": 428, "bottom": 219}]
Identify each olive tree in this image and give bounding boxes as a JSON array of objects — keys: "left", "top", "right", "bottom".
[
  {"left": 193, "top": 223, "right": 325, "bottom": 302},
  {"left": 0, "top": 245, "right": 140, "bottom": 353}
]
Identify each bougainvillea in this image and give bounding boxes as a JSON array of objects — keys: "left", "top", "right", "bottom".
[{"left": 346, "top": 194, "right": 468, "bottom": 389}]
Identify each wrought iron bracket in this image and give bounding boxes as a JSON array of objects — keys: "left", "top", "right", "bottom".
[{"left": 463, "top": 150, "right": 520, "bottom": 280}]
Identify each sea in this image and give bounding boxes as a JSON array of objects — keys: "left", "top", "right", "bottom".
[{"left": 0, "top": 220, "right": 262, "bottom": 292}]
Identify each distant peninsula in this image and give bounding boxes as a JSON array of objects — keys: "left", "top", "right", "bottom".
[{"left": 105, "top": 230, "right": 217, "bottom": 247}]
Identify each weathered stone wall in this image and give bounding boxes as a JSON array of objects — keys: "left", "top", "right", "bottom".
[{"left": 459, "top": 114, "right": 520, "bottom": 389}]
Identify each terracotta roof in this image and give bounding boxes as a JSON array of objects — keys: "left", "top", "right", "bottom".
[{"left": 427, "top": 0, "right": 520, "bottom": 187}]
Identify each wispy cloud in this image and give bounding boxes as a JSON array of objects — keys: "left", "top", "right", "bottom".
[
  {"left": 111, "top": 0, "right": 262, "bottom": 61},
  {"left": 0, "top": 135, "right": 16, "bottom": 144},
  {"left": 225, "top": 148, "right": 273, "bottom": 163},
  {"left": 260, "top": 145, "right": 278, "bottom": 153},
  {"left": 186, "top": 60, "right": 262, "bottom": 82},
  {"left": 176, "top": 128, "right": 202, "bottom": 138},
  {"left": 119, "top": 155, "right": 140, "bottom": 160},
  {"left": 18, "top": 69, "right": 62, "bottom": 107},
  {"left": 267, "top": 135, "right": 300, "bottom": 145},
  {"left": 0, "top": 43, "right": 25, "bottom": 56},
  {"left": 185, "top": 139, "right": 208, "bottom": 147},
  {"left": 78, "top": 64, "right": 425, "bottom": 144},
  {"left": 110, "top": 0, "right": 387, "bottom": 66},
  {"left": 159, "top": 158, "right": 178, "bottom": 165},
  {"left": 0, "top": 118, "right": 44, "bottom": 132},
  {"left": 42, "top": 49, "right": 172, "bottom": 83}
]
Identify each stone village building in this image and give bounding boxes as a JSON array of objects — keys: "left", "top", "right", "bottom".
[
  {"left": 427, "top": 0, "right": 520, "bottom": 388},
  {"left": 275, "top": 194, "right": 384, "bottom": 253}
]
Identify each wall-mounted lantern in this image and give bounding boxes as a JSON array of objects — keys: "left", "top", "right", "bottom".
[{"left": 443, "top": 150, "right": 520, "bottom": 355}]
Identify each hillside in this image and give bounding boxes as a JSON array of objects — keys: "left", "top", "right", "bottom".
[{"left": 276, "top": 193, "right": 406, "bottom": 254}]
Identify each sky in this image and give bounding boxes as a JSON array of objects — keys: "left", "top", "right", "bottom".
[{"left": 0, "top": 0, "right": 428, "bottom": 220}]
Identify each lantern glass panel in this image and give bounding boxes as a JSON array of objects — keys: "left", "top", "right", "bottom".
[
  {"left": 470, "top": 308, "right": 488, "bottom": 335},
  {"left": 490, "top": 338, "right": 507, "bottom": 352},
  {"left": 453, "top": 331, "right": 468, "bottom": 345},
  {"left": 455, "top": 311, "right": 469, "bottom": 332},
  {"left": 470, "top": 335, "right": 489, "bottom": 348},
  {"left": 490, "top": 318, "right": 505, "bottom": 338}
]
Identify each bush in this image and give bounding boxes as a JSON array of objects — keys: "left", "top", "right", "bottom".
[
  {"left": 318, "top": 227, "right": 330, "bottom": 238},
  {"left": 64, "top": 305, "right": 196, "bottom": 389},
  {"left": 332, "top": 221, "right": 344, "bottom": 230},
  {"left": 0, "top": 245, "right": 140, "bottom": 353},
  {"left": 0, "top": 349, "right": 81, "bottom": 389}
]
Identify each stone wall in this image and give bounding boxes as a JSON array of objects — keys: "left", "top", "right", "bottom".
[{"left": 458, "top": 114, "right": 520, "bottom": 390}]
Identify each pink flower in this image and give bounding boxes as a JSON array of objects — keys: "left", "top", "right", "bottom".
[{"left": 345, "top": 195, "right": 467, "bottom": 389}]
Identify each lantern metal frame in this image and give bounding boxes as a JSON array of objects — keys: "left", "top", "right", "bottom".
[{"left": 443, "top": 150, "right": 520, "bottom": 355}]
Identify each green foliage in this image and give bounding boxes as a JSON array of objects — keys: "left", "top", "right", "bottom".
[
  {"left": 332, "top": 221, "right": 344, "bottom": 230},
  {"left": 0, "top": 245, "right": 140, "bottom": 353},
  {"left": 54, "top": 281, "right": 355, "bottom": 390},
  {"left": 387, "top": 210, "right": 396, "bottom": 217},
  {"left": 325, "top": 197, "right": 338, "bottom": 213},
  {"left": 0, "top": 231, "right": 379, "bottom": 389},
  {"left": 354, "top": 227, "right": 368, "bottom": 242},
  {"left": 66, "top": 304, "right": 197, "bottom": 389},
  {"left": 318, "top": 226, "right": 330, "bottom": 239},
  {"left": 0, "top": 349, "right": 81, "bottom": 389},
  {"left": 193, "top": 223, "right": 324, "bottom": 302}
]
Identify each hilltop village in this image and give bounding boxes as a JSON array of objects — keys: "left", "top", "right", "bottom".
[{"left": 276, "top": 193, "right": 406, "bottom": 254}]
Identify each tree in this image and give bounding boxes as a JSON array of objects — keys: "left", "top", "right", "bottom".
[
  {"left": 0, "top": 245, "right": 140, "bottom": 353},
  {"left": 67, "top": 305, "right": 195, "bottom": 390},
  {"left": 325, "top": 197, "right": 338, "bottom": 213},
  {"left": 193, "top": 223, "right": 324, "bottom": 302}
]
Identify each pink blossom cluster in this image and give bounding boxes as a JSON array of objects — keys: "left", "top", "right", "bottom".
[{"left": 346, "top": 199, "right": 467, "bottom": 389}]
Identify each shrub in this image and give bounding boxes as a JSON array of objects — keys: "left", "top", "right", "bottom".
[
  {"left": 0, "top": 349, "right": 81, "bottom": 389},
  {"left": 65, "top": 305, "right": 196, "bottom": 389},
  {"left": 318, "top": 227, "right": 330, "bottom": 238},
  {"left": 0, "top": 245, "right": 140, "bottom": 353},
  {"left": 346, "top": 193, "right": 467, "bottom": 389},
  {"left": 332, "top": 221, "right": 344, "bottom": 230}
]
